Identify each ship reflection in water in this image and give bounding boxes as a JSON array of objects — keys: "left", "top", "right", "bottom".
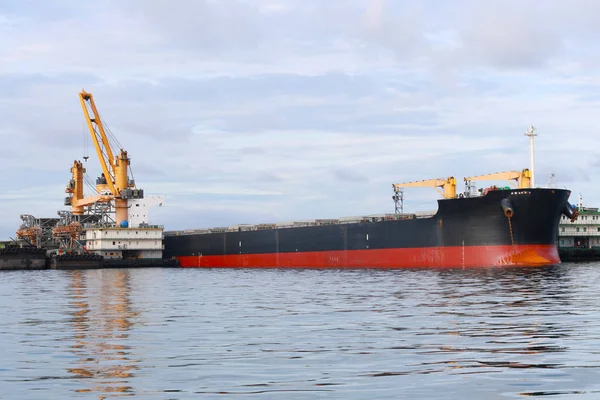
[
  {"left": 383, "top": 266, "right": 576, "bottom": 375},
  {"left": 67, "top": 270, "right": 138, "bottom": 397}
]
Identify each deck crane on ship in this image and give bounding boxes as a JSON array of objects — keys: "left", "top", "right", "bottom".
[
  {"left": 392, "top": 177, "right": 457, "bottom": 199},
  {"left": 463, "top": 169, "right": 532, "bottom": 190}
]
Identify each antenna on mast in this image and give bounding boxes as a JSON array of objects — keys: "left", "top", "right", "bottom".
[
  {"left": 524, "top": 125, "right": 537, "bottom": 188},
  {"left": 546, "top": 173, "right": 555, "bottom": 188}
]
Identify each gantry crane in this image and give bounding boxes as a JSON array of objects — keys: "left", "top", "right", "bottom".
[
  {"left": 74, "top": 90, "right": 143, "bottom": 226},
  {"left": 463, "top": 168, "right": 531, "bottom": 189},
  {"left": 392, "top": 177, "right": 457, "bottom": 199}
]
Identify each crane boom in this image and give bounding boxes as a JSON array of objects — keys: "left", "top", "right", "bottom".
[
  {"left": 77, "top": 90, "right": 142, "bottom": 226},
  {"left": 392, "top": 177, "right": 457, "bottom": 199},
  {"left": 463, "top": 168, "right": 531, "bottom": 189},
  {"left": 72, "top": 194, "right": 114, "bottom": 208},
  {"left": 79, "top": 90, "right": 118, "bottom": 196},
  {"left": 64, "top": 160, "right": 116, "bottom": 214}
]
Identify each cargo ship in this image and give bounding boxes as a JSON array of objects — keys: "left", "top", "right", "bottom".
[{"left": 163, "top": 171, "right": 578, "bottom": 268}]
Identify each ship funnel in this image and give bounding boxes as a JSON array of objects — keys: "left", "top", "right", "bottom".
[{"left": 562, "top": 202, "right": 579, "bottom": 222}]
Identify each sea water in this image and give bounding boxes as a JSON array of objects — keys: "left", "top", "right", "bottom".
[{"left": 1, "top": 264, "right": 600, "bottom": 399}]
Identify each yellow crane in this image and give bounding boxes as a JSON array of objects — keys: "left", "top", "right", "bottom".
[
  {"left": 392, "top": 177, "right": 457, "bottom": 199},
  {"left": 64, "top": 160, "right": 113, "bottom": 215},
  {"left": 463, "top": 168, "right": 531, "bottom": 189},
  {"left": 64, "top": 90, "right": 141, "bottom": 226}
]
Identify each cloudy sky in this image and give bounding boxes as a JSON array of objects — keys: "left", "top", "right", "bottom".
[{"left": 1, "top": 0, "right": 600, "bottom": 237}]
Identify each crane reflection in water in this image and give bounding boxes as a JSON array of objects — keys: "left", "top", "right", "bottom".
[{"left": 67, "top": 269, "right": 139, "bottom": 397}]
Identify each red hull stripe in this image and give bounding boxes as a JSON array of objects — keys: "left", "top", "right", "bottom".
[{"left": 175, "top": 244, "right": 560, "bottom": 268}]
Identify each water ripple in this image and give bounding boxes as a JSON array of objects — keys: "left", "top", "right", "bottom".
[{"left": 2, "top": 264, "right": 600, "bottom": 398}]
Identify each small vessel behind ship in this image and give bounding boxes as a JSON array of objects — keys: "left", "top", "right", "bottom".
[{"left": 163, "top": 169, "right": 578, "bottom": 269}]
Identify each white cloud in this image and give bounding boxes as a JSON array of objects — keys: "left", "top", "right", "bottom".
[{"left": 1, "top": 0, "right": 599, "bottom": 238}]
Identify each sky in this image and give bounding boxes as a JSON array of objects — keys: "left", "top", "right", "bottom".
[{"left": 1, "top": 0, "right": 600, "bottom": 238}]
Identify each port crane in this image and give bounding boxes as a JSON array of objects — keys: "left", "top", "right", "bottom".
[
  {"left": 392, "top": 177, "right": 457, "bottom": 199},
  {"left": 13, "top": 90, "right": 162, "bottom": 259},
  {"left": 65, "top": 160, "right": 114, "bottom": 215},
  {"left": 52, "top": 90, "right": 164, "bottom": 266},
  {"left": 463, "top": 168, "right": 531, "bottom": 189},
  {"left": 64, "top": 90, "right": 143, "bottom": 227}
]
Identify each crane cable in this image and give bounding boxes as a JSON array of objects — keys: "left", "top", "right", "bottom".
[
  {"left": 80, "top": 117, "right": 99, "bottom": 197},
  {"left": 93, "top": 109, "right": 137, "bottom": 189},
  {"left": 83, "top": 174, "right": 99, "bottom": 196},
  {"left": 81, "top": 100, "right": 137, "bottom": 191},
  {"left": 100, "top": 113, "right": 138, "bottom": 189}
]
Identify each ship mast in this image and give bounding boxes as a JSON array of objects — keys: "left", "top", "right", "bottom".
[
  {"left": 393, "top": 188, "right": 404, "bottom": 214},
  {"left": 524, "top": 125, "right": 537, "bottom": 188}
]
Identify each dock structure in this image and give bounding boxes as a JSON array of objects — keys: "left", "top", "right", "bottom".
[{"left": 0, "top": 246, "right": 46, "bottom": 270}]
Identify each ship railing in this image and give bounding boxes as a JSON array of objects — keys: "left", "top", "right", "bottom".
[
  {"left": 414, "top": 211, "right": 436, "bottom": 219},
  {"left": 227, "top": 224, "right": 258, "bottom": 232},
  {"left": 163, "top": 211, "right": 438, "bottom": 236},
  {"left": 164, "top": 229, "right": 211, "bottom": 236},
  {"left": 208, "top": 227, "right": 228, "bottom": 233}
]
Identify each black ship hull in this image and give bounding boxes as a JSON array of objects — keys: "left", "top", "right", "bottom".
[{"left": 163, "top": 188, "right": 574, "bottom": 268}]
